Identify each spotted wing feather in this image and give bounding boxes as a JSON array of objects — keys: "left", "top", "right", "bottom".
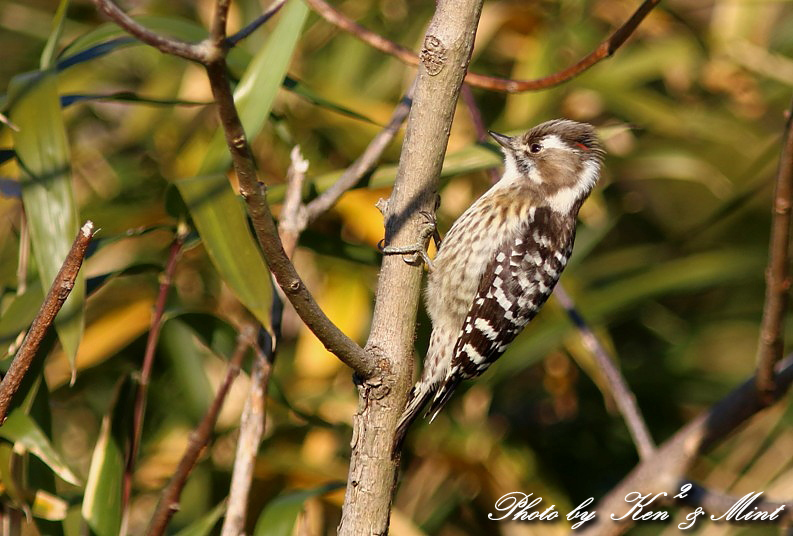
[{"left": 425, "top": 213, "right": 574, "bottom": 420}]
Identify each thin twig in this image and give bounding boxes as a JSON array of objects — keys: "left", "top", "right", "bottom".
[
  {"left": 227, "top": 0, "right": 288, "bottom": 46},
  {"left": 580, "top": 355, "right": 793, "bottom": 536},
  {"left": 123, "top": 230, "right": 186, "bottom": 513},
  {"left": 211, "top": 0, "right": 232, "bottom": 47},
  {"left": 0, "top": 221, "right": 95, "bottom": 423},
  {"left": 756, "top": 99, "right": 793, "bottom": 394},
  {"left": 278, "top": 145, "right": 311, "bottom": 258},
  {"left": 91, "top": 0, "right": 208, "bottom": 63},
  {"left": 554, "top": 286, "right": 656, "bottom": 460},
  {"left": 220, "top": 337, "right": 274, "bottom": 536},
  {"left": 304, "top": 81, "right": 415, "bottom": 223},
  {"left": 203, "top": 57, "right": 374, "bottom": 378},
  {"left": 304, "top": 0, "right": 660, "bottom": 93},
  {"left": 147, "top": 325, "right": 256, "bottom": 536}
]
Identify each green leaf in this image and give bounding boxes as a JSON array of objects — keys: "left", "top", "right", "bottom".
[
  {"left": 253, "top": 483, "right": 343, "bottom": 536},
  {"left": 175, "top": 175, "right": 272, "bottom": 328},
  {"left": 199, "top": 0, "right": 309, "bottom": 173},
  {"left": 81, "top": 376, "right": 135, "bottom": 536},
  {"left": 41, "top": 0, "right": 70, "bottom": 69},
  {"left": 173, "top": 500, "right": 227, "bottom": 536},
  {"left": 0, "top": 410, "right": 81, "bottom": 486},
  {"left": 8, "top": 70, "right": 84, "bottom": 371},
  {"left": 0, "top": 279, "right": 44, "bottom": 352}
]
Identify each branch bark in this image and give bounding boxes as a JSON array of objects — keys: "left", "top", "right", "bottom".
[
  {"left": 755, "top": 100, "right": 793, "bottom": 394},
  {"left": 0, "top": 221, "right": 94, "bottom": 423},
  {"left": 337, "top": 1, "right": 484, "bottom": 534}
]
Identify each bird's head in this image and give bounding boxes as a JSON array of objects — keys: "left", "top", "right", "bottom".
[{"left": 489, "top": 119, "right": 605, "bottom": 214}]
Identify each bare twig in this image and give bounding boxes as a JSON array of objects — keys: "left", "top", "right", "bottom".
[
  {"left": 123, "top": 231, "right": 185, "bottom": 514},
  {"left": 147, "top": 325, "right": 256, "bottom": 536},
  {"left": 756, "top": 100, "right": 793, "bottom": 394},
  {"left": 221, "top": 338, "right": 274, "bottom": 536},
  {"left": 92, "top": 0, "right": 208, "bottom": 62},
  {"left": 211, "top": 0, "right": 233, "bottom": 48},
  {"left": 554, "top": 286, "right": 656, "bottom": 460},
  {"left": 0, "top": 221, "right": 95, "bottom": 423},
  {"left": 305, "top": 0, "right": 660, "bottom": 93},
  {"left": 278, "top": 145, "right": 311, "bottom": 258},
  {"left": 580, "top": 356, "right": 793, "bottom": 536},
  {"left": 203, "top": 57, "right": 373, "bottom": 378},
  {"left": 227, "top": 0, "right": 288, "bottom": 46},
  {"left": 303, "top": 81, "right": 415, "bottom": 222}
]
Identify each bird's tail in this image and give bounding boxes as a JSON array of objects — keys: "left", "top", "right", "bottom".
[{"left": 392, "top": 381, "right": 435, "bottom": 458}]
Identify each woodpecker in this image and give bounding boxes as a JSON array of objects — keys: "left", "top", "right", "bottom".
[{"left": 393, "top": 119, "right": 605, "bottom": 455}]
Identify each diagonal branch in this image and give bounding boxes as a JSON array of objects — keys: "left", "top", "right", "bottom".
[
  {"left": 0, "top": 221, "right": 95, "bottom": 423},
  {"left": 303, "top": 81, "right": 415, "bottom": 222},
  {"left": 92, "top": 0, "right": 375, "bottom": 378},
  {"left": 123, "top": 230, "right": 186, "bottom": 515},
  {"left": 756, "top": 99, "right": 793, "bottom": 394},
  {"left": 580, "top": 356, "right": 793, "bottom": 536},
  {"left": 304, "top": 0, "right": 660, "bottom": 93},
  {"left": 203, "top": 57, "right": 373, "bottom": 378},
  {"left": 147, "top": 324, "right": 256, "bottom": 536},
  {"left": 553, "top": 286, "right": 656, "bottom": 460},
  {"left": 228, "top": 0, "right": 288, "bottom": 46}
]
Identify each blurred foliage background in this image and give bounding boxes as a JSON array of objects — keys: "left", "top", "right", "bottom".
[{"left": 1, "top": 0, "right": 793, "bottom": 534}]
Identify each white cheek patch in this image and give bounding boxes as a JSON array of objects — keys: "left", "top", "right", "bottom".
[
  {"left": 499, "top": 153, "right": 522, "bottom": 185},
  {"left": 547, "top": 160, "right": 600, "bottom": 214},
  {"left": 497, "top": 152, "right": 540, "bottom": 187}
]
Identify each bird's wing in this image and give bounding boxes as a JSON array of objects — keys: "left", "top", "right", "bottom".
[{"left": 424, "top": 221, "right": 572, "bottom": 420}]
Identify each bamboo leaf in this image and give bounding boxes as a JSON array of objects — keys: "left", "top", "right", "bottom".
[
  {"left": 175, "top": 175, "right": 272, "bottom": 328},
  {"left": 253, "top": 483, "right": 343, "bottom": 536},
  {"left": 8, "top": 70, "right": 84, "bottom": 371},
  {"left": 41, "top": 0, "right": 70, "bottom": 69},
  {"left": 198, "top": 0, "right": 309, "bottom": 173},
  {"left": 0, "top": 410, "right": 81, "bottom": 486},
  {"left": 81, "top": 376, "right": 134, "bottom": 536},
  {"left": 173, "top": 500, "right": 227, "bottom": 536}
]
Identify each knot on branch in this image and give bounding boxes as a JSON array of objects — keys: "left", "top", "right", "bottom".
[
  {"left": 420, "top": 35, "right": 447, "bottom": 76},
  {"left": 286, "top": 279, "right": 302, "bottom": 293}
]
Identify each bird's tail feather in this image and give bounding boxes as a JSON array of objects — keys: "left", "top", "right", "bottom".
[
  {"left": 392, "top": 382, "right": 435, "bottom": 458},
  {"left": 426, "top": 374, "right": 461, "bottom": 423}
]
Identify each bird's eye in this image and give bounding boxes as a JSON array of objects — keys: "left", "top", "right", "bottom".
[{"left": 529, "top": 143, "right": 542, "bottom": 154}]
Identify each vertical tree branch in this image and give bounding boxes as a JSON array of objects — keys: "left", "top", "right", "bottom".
[
  {"left": 0, "top": 221, "right": 95, "bottom": 423},
  {"left": 338, "top": 1, "right": 484, "bottom": 534},
  {"left": 756, "top": 100, "right": 793, "bottom": 394}
]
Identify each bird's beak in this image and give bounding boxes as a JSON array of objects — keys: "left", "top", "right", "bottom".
[{"left": 488, "top": 130, "right": 513, "bottom": 149}]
